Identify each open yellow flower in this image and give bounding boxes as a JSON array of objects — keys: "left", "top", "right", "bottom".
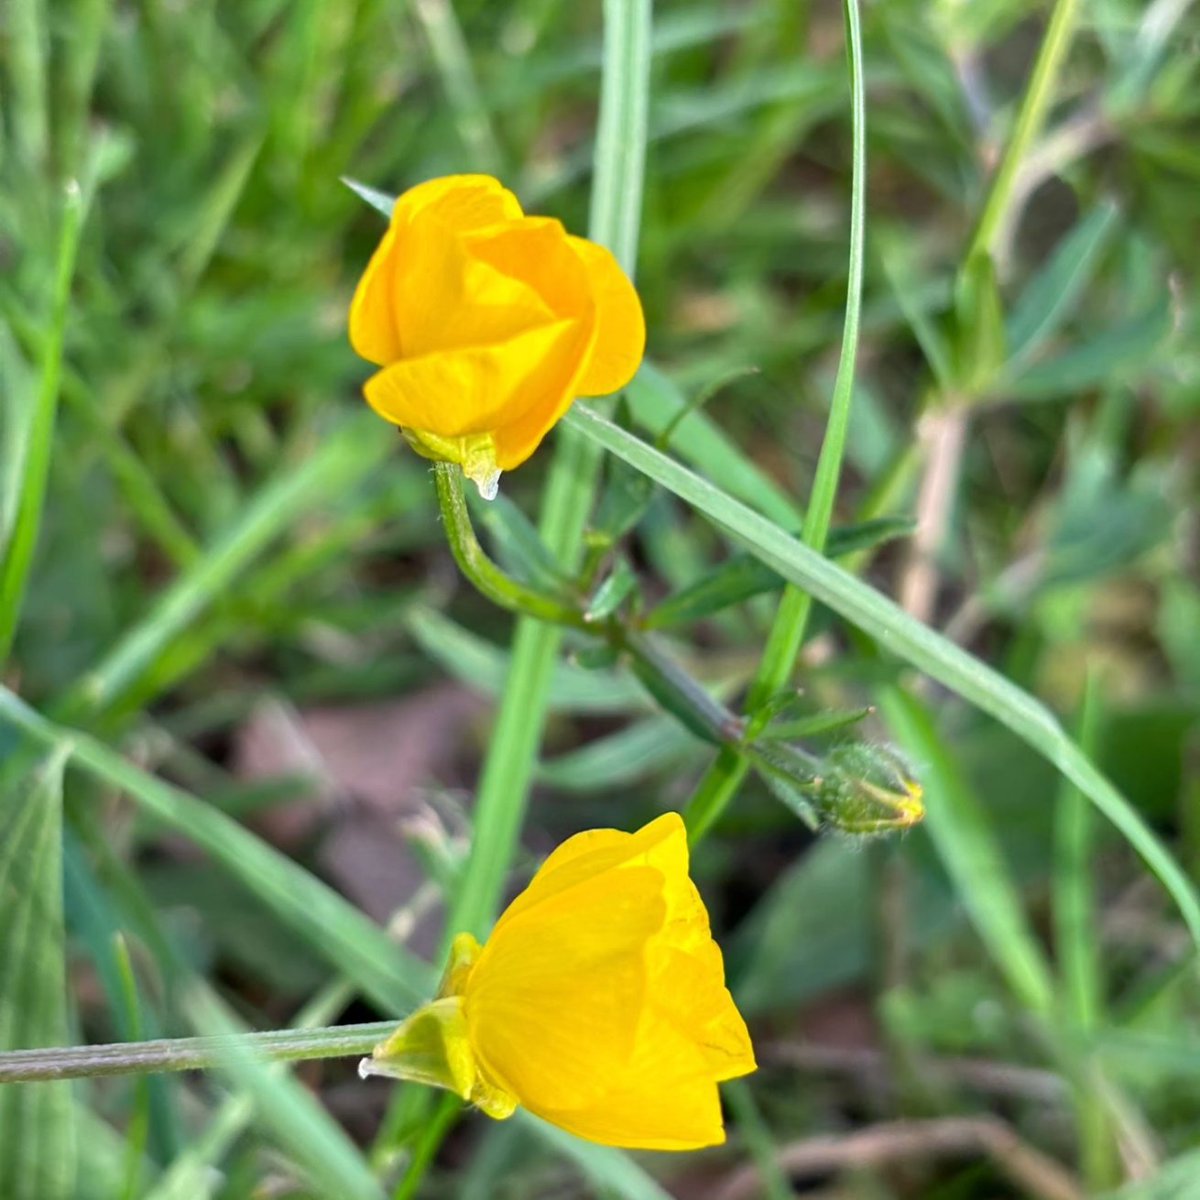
[
  {"left": 361, "top": 812, "right": 755, "bottom": 1150},
  {"left": 349, "top": 174, "right": 645, "bottom": 498}
]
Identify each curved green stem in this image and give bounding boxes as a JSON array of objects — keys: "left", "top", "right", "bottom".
[
  {"left": 435, "top": 463, "right": 752, "bottom": 755},
  {"left": 433, "top": 463, "right": 588, "bottom": 629}
]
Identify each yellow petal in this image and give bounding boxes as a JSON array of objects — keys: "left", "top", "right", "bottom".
[
  {"left": 569, "top": 237, "right": 646, "bottom": 396},
  {"left": 362, "top": 317, "right": 589, "bottom": 440},
  {"left": 348, "top": 175, "right": 526, "bottom": 366},
  {"left": 465, "top": 218, "right": 592, "bottom": 321},
  {"left": 465, "top": 865, "right": 666, "bottom": 1114},
  {"left": 397, "top": 173, "right": 524, "bottom": 230},
  {"left": 534, "top": 1009, "right": 726, "bottom": 1150},
  {"left": 348, "top": 218, "right": 404, "bottom": 366},
  {"left": 494, "top": 812, "right": 683, "bottom": 930},
  {"left": 393, "top": 219, "right": 557, "bottom": 359}
]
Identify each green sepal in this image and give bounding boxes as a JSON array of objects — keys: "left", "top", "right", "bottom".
[
  {"left": 404, "top": 429, "right": 501, "bottom": 500},
  {"left": 361, "top": 997, "right": 476, "bottom": 1100}
]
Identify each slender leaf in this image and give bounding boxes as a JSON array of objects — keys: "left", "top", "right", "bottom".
[
  {"left": 565, "top": 403, "right": 1200, "bottom": 944},
  {"left": 0, "top": 687, "right": 433, "bottom": 1013},
  {"left": 1006, "top": 200, "right": 1120, "bottom": 366},
  {"left": 0, "top": 750, "right": 77, "bottom": 1200}
]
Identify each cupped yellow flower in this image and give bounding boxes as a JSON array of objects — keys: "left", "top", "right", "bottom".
[
  {"left": 361, "top": 812, "right": 756, "bottom": 1150},
  {"left": 349, "top": 174, "right": 645, "bottom": 498}
]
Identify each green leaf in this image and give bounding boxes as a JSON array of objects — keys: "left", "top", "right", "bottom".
[
  {"left": 63, "top": 414, "right": 391, "bottom": 719},
  {"left": 1006, "top": 200, "right": 1120, "bottom": 366},
  {"left": 588, "top": 443, "right": 655, "bottom": 550},
  {"left": 526, "top": 1120, "right": 672, "bottom": 1200},
  {"left": 878, "top": 687, "right": 1056, "bottom": 1014},
  {"left": 564, "top": 403, "right": 1200, "bottom": 946},
  {"left": 405, "top": 607, "right": 649, "bottom": 714},
  {"left": 627, "top": 363, "right": 802, "bottom": 528},
  {"left": 1004, "top": 303, "right": 1172, "bottom": 400},
  {"left": 0, "top": 687, "right": 433, "bottom": 1016},
  {"left": 644, "top": 553, "right": 779, "bottom": 630},
  {"left": 537, "top": 716, "right": 695, "bottom": 791},
  {"left": 1099, "top": 1149, "right": 1200, "bottom": 1200},
  {"left": 585, "top": 556, "right": 638, "bottom": 621},
  {"left": 469, "top": 488, "right": 569, "bottom": 594},
  {"left": 755, "top": 706, "right": 874, "bottom": 742},
  {"left": 645, "top": 517, "right": 913, "bottom": 631},
  {"left": 341, "top": 175, "right": 395, "bottom": 218},
  {"left": 0, "top": 750, "right": 77, "bottom": 1200},
  {"left": 0, "top": 178, "right": 89, "bottom": 661},
  {"left": 182, "top": 990, "right": 385, "bottom": 1200}
]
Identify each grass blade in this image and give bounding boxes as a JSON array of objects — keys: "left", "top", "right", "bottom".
[
  {"left": 564, "top": 402, "right": 1200, "bottom": 944},
  {"left": 0, "top": 687, "right": 432, "bottom": 1012},
  {"left": 879, "top": 687, "right": 1056, "bottom": 1014},
  {"left": 63, "top": 414, "right": 388, "bottom": 717},
  {"left": 685, "top": 0, "right": 867, "bottom": 841},
  {"left": 0, "top": 750, "right": 77, "bottom": 1200},
  {"left": 0, "top": 179, "right": 89, "bottom": 661}
]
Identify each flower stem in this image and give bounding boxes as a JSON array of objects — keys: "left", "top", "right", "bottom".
[
  {"left": 0, "top": 1022, "right": 398, "bottom": 1084},
  {"left": 435, "top": 462, "right": 751, "bottom": 755},
  {"left": 433, "top": 463, "right": 587, "bottom": 629}
]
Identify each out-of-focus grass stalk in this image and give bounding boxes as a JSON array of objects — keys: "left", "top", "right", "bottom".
[
  {"left": 7, "top": 0, "right": 48, "bottom": 166},
  {"left": 966, "top": 0, "right": 1083, "bottom": 263},
  {"left": 724, "top": 1081, "right": 793, "bottom": 1200},
  {"left": 140, "top": 979, "right": 356, "bottom": 1200},
  {"left": 686, "top": 0, "right": 866, "bottom": 844},
  {"left": 411, "top": 0, "right": 503, "bottom": 175},
  {"left": 1053, "top": 672, "right": 1117, "bottom": 1189},
  {"left": 0, "top": 177, "right": 90, "bottom": 661}
]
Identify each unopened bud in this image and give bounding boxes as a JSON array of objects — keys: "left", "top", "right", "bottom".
[{"left": 816, "top": 743, "right": 924, "bottom": 834}]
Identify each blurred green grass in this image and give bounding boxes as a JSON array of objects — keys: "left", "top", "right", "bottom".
[{"left": 2, "top": 0, "right": 1199, "bottom": 1197}]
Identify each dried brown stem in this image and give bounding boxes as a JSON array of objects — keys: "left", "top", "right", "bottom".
[{"left": 713, "top": 1116, "right": 1084, "bottom": 1200}]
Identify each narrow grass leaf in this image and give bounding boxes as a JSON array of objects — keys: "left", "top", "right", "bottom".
[
  {"left": 525, "top": 1119, "right": 672, "bottom": 1200},
  {"left": 65, "top": 414, "right": 388, "bottom": 716},
  {"left": 1006, "top": 200, "right": 1120, "bottom": 366},
  {"left": 537, "top": 716, "right": 695, "bottom": 791},
  {"left": 0, "top": 179, "right": 88, "bottom": 660},
  {"left": 628, "top": 364, "right": 802, "bottom": 528},
  {"left": 405, "top": 608, "right": 650, "bottom": 714},
  {"left": 0, "top": 687, "right": 433, "bottom": 1012},
  {"left": 182, "top": 989, "right": 385, "bottom": 1200},
  {"left": 0, "top": 749, "right": 77, "bottom": 1200},
  {"left": 565, "top": 403, "right": 1200, "bottom": 944},
  {"left": 879, "top": 687, "right": 1056, "bottom": 1014}
]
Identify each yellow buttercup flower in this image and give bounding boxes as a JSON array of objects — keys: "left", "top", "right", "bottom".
[
  {"left": 349, "top": 174, "right": 645, "bottom": 498},
  {"left": 361, "top": 812, "right": 756, "bottom": 1150}
]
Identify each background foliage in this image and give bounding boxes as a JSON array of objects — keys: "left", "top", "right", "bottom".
[{"left": 2, "top": 0, "right": 1198, "bottom": 1197}]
